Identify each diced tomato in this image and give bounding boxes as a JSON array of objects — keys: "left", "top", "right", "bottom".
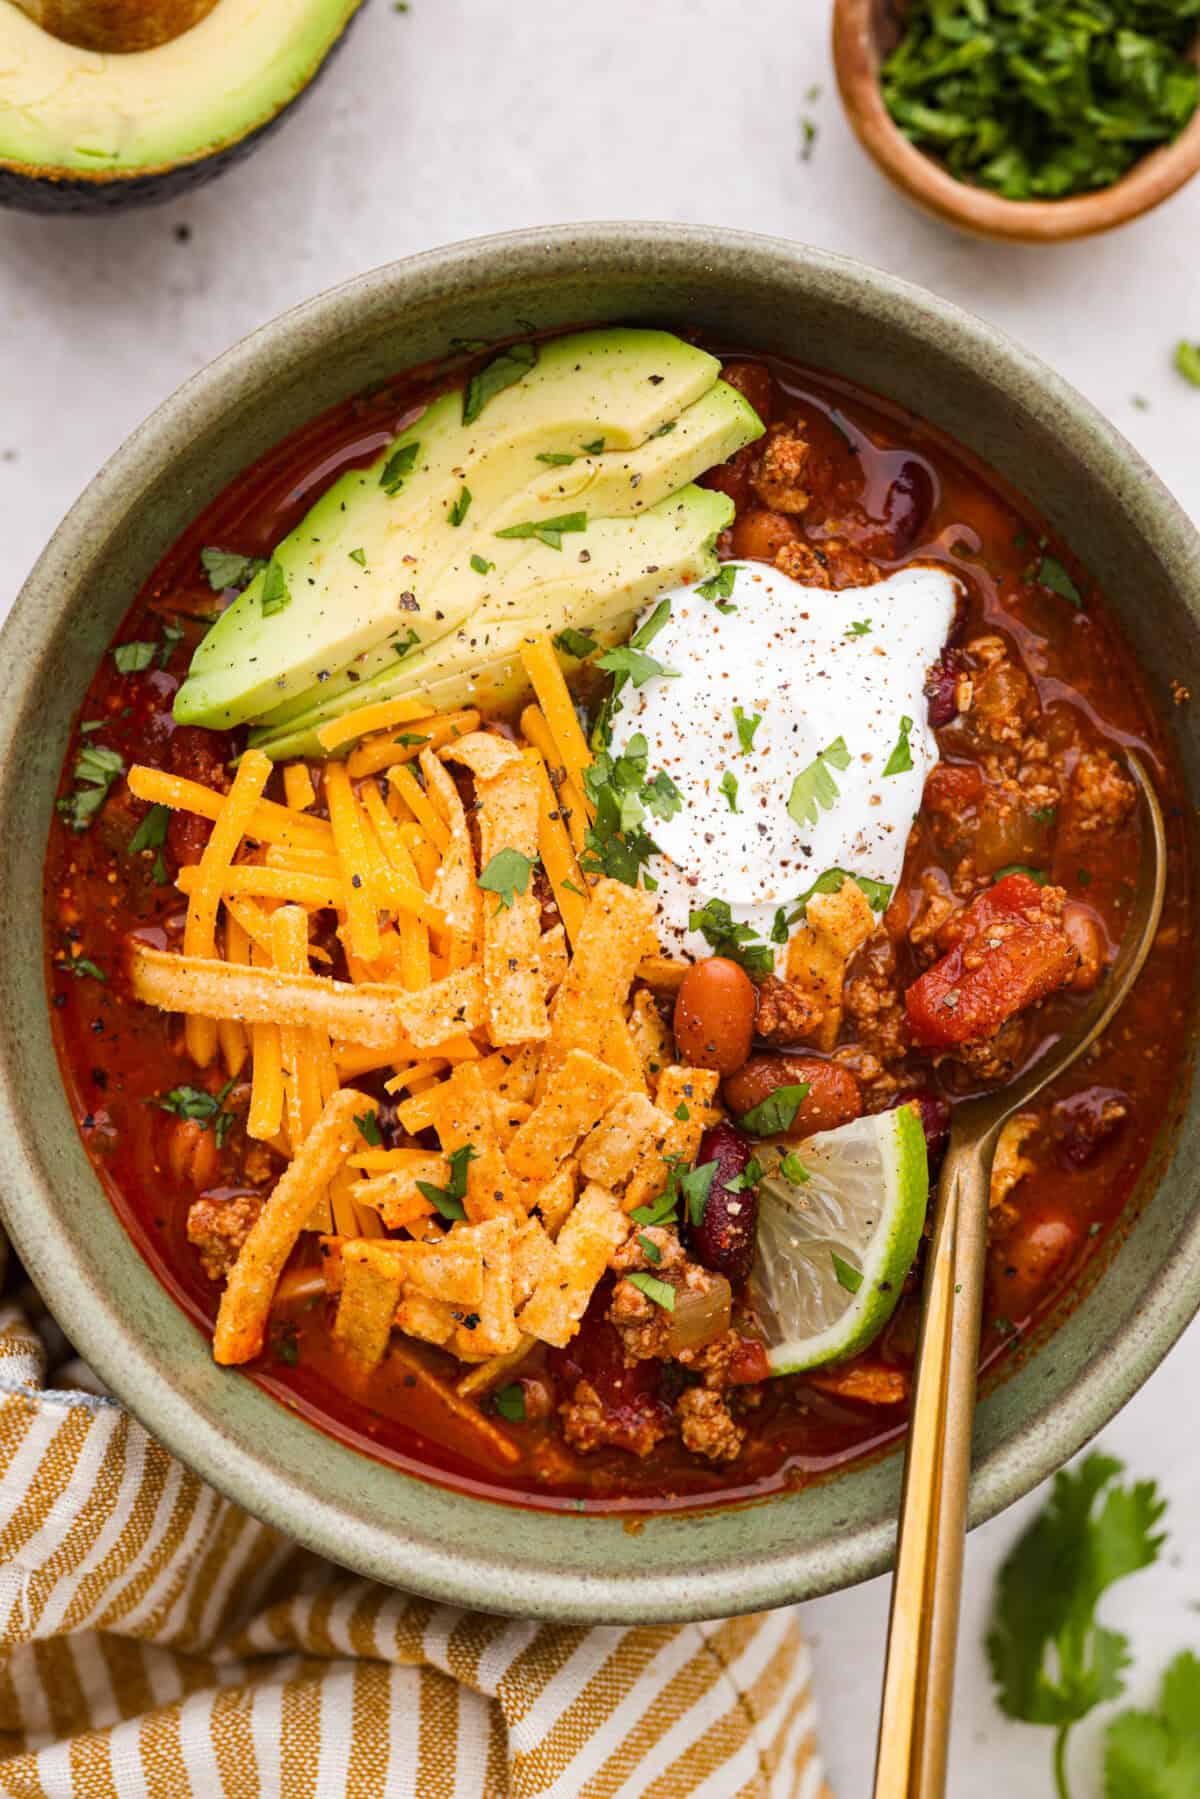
[
  {"left": 922, "top": 760, "right": 984, "bottom": 816},
  {"left": 906, "top": 874, "right": 1077, "bottom": 1048},
  {"left": 724, "top": 1337, "right": 771, "bottom": 1385}
]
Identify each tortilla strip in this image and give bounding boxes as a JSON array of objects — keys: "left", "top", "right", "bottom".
[
  {"left": 130, "top": 944, "right": 408, "bottom": 1049},
  {"left": 350, "top": 1157, "right": 446, "bottom": 1231},
  {"left": 454, "top": 1216, "right": 520, "bottom": 1359},
  {"left": 455, "top": 1338, "right": 536, "bottom": 1398},
  {"left": 622, "top": 1066, "right": 721, "bottom": 1213},
  {"left": 635, "top": 956, "right": 690, "bottom": 994},
  {"left": 391, "top": 965, "right": 485, "bottom": 1051},
  {"left": 419, "top": 747, "right": 481, "bottom": 968},
  {"left": 332, "top": 1240, "right": 406, "bottom": 1370},
  {"left": 511, "top": 1217, "right": 557, "bottom": 1307},
  {"left": 442, "top": 731, "right": 523, "bottom": 782},
  {"left": 475, "top": 758, "right": 548, "bottom": 1045},
  {"left": 214, "top": 1088, "right": 370, "bottom": 1365},
  {"left": 628, "top": 989, "right": 674, "bottom": 1093},
  {"left": 578, "top": 1092, "right": 668, "bottom": 1189},
  {"left": 538, "top": 923, "right": 569, "bottom": 997},
  {"left": 785, "top": 879, "right": 876, "bottom": 1052},
  {"left": 385, "top": 1336, "right": 522, "bottom": 1466},
  {"left": 429, "top": 1060, "right": 526, "bottom": 1222},
  {"left": 506, "top": 1049, "right": 627, "bottom": 1180},
  {"left": 518, "top": 1182, "right": 629, "bottom": 1349},
  {"left": 536, "top": 878, "right": 656, "bottom": 1094},
  {"left": 531, "top": 1157, "right": 578, "bottom": 1237}
]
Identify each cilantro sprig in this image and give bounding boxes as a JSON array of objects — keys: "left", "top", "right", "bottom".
[
  {"left": 416, "top": 1144, "right": 478, "bottom": 1221},
  {"left": 57, "top": 743, "right": 124, "bottom": 833},
  {"left": 156, "top": 1078, "right": 237, "bottom": 1147},
  {"left": 787, "top": 737, "right": 851, "bottom": 830},
  {"left": 581, "top": 731, "right": 678, "bottom": 889},
  {"left": 688, "top": 898, "right": 775, "bottom": 979}
]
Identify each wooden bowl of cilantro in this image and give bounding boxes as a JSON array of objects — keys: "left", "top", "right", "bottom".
[{"left": 833, "top": 0, "right": 1200, "bottom": 241}]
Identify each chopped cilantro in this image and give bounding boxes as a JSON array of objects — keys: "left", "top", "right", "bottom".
[
  {"left": 650, "top": 420, "right": 677, "bottom": 437},
  {"left": 260, "top": 557, "right": 291, "bottom": 617},
  {"left": 778, "top": 1150, "right": 811, "bottom": 1185},
  {"left": 470, "top": 554, "right": 494, "bottom": 575},
  {"left": 448, "top": 485, "right": 472, "bottom": 527},
  {"left": 883, "top": 714, "right": 915, "bottom": 777},
  {"left": 127, "top": 803, "right": 170, "bottom": 884},
  {"left": 1176, "top": 341, "right": 1200, "bottom": 388},
  {"left": 637, "top": 1232, "right": 663, "bottom": 1264},
  {"left": 846, "top": 619, "right": 872, "bottom": 637},
  {"left": 643, "top": 769, "right": 682, "bottom": 822},
  {"left": 495, "top": 509, "right": 587, "bottom": 552},
  {"left": 1038, "top": 555, "right": 1083, "bottom": 609},
  {"left": 354, "top": 1111, "right": 383, "bottom": 1147},
  {"left": 993, "top": 864, "right": 1048, "bottom": 885},
  {"left": 64, "top": 957, "right": 106, "bottom": 982},
  {"left": 595, "top": 643, "right": 677, "bottom": 688},
  {"left": 626, "top": 1270, "right": 676, "bottom": 1312},
  {"left": 580, "top": 732, "right": 675, "bottom": 889},
  {"left": 696, "top": 563, "right": 740, "bottom": 609},
  {"left": 1032, "top": 805, "right": 1058, "bottom": 825},
  {"left": 831, "top": 1251, "right": 862, "bottom": 1294},
  {"left": 462, "top": 342, "right": 538, "bottom": 425},
  {"left": 494, "top": 1383, "right": 526, "bottom": 1422},
  {"left": 57, "top": 743, "right": 124, "bottom": 833},
  {"left": 680, "top": 1160, "right": 718, "bottom": 1228},
  {"left": 200, "top": 547, "right": 266, "bottom": 592},
  {"left": 156, "top": 1077, "right": 237, "bottom": 1147},
  {"left": 477, "top": 848, "right": 538, "bottom": 911},
  {"left": 553, "top": 626, "right": 598, "bottom": 659},
  {"left": 416, "top": 1144, "right": 479, "bottom": 1221},
  {"left": 349, "top": 547, "right": 367, "bottom": 566},
  {"left": 739, "top": 1083, "right": 811, "bottom": 1137},
  {"left": 536, "top": 451, "right": 576, "bottom": 466},
  {"left": 688, "top": 898, "right": 775, "bottom": 978},
  {"left": 378, "top": 439, "right": 421, "bottom": 496},
  {"left": 726, "top": 1157, "right": 763, "bottom": 1194},
  {"left": 787, "top": 737, "right": 851, "bottom": 829},
  {"left": 158, "top": 621, "right": 185, "bottom": 668},
  {"left": 392, "top": 627, "right": 421, "bottom": 659},
  {"left": 718, "top": 770, "right": 739, "bottom": 813},
  {"left": 112, "top": 641, "right": 156, "bottom": 674},
  {"left": 580, "top": 437, "right": 606, "bottom": 455},
  {"left": 393, "top": 732, "right": 430, "bottom": 747},
  {"left": 734, "top": 705, "right": 761, "bottom": 754}
]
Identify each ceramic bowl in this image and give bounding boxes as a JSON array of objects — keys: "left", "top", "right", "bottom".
[
  {"left": 832, "top": 0, "right": 1200, "bottom": 243},
  {"left": 1, "top": 225, "right": 1198, "bottom": 1622}
]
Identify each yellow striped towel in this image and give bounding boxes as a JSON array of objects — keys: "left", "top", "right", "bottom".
[{"left": 0, "top": 1293, "right": 829, "bottom": 1798}]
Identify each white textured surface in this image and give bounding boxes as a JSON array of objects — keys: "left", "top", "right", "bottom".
[{"left": 1, "top": 2, "right": 1197, "bottom": 1792}]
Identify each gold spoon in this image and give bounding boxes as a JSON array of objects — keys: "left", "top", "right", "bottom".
[{"left": 873, "top": 753, "right": 1166, "bottom": 1799}]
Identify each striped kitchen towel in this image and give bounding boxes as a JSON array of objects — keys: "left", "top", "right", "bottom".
[{"left": 0, "top": 1293, "right": 829, "bottom": 1798}]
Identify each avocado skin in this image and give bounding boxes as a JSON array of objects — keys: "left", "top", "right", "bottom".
[{"left": 0, "top": 3, "right": 361, "bottom": 215}]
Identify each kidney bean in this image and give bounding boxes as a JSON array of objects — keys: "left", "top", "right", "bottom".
[
  {"left": 882, "top": 458, "right": 935, "bottom": 557},
  {"left": 1054, "top": 1087, "right": 1128, "bottom": 1170},
  {"left": 924, "top": 647, "right": 970, "bottom": 729},
  {"left": 688, "top": 1121, "right": 758, "bottom": 1284},
  {"left": 720, "top": 361, "right": 774, "bottom": 424},
  {"left": 166, "top": 1117, "right": 219, "bottom": 1189},
  {"left": 730, "top": 507, "right": 800, "bottom": 563},
  {"left": 723, "top": 1054, "right": 862, "bottom": 1138},
  {"left": 673, "top": 957, "right": 757, "bottom": 1075}
]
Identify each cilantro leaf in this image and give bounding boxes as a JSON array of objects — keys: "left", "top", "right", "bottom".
[
  {"left": 993, "top": 863, "right": 1048, "bottom": 885},
  {"left": 831, "top": 1251, "right": 862, "bottom": 1294},
  {"left": 718, "top": 770, "right": 739, "bottom": 813},
  {"left": 791, "top": 866, "right": 894, "bottom": 919},
  {"left": 846, "top": 619, "right": 872, "bottom": 637},
  {"left": 696, "top": 563, "right": 740, "bottom": 608},
  {"left": 580, "top": 735, "right": 675, "bottom": 889},
  {"left": 726, "top": 1157, "right": 763, "bottom": 1194},
  {"left": 378, "top": 439, "right": 421, "bottom": 496},
  {"left": 580, "top": 437, "right": 605, "bottom": 455},
  {"left": 156, "top": 1078, "right": 237, "bottom": 1147},
  {"left": 688, "top": 898, "right": 775, "bottom": 978},
  {"left": 787, "top": 737, "right": 851, "bottom": 829},
  {"left": 636, "top": 1232, "right": 663, "bottom": 1264},
  {"left": 462, "top": 342, "right": 537, "bottom": 425},
  {"left": 448, "top": 485, "right": 472, "bottom": 527},
  {"left": 1176, "top": 342, "right": 1200, "bottom": 389},
  {"left": 260, "top": 557, "right": 291, "bottom": 617},
  {"left": 643, "top": 769, "right": 682, "bottom": 823},
  {"left": 64, "top": 957, "right": 106, "bottom": 982},
  {"left": 416, "top": 1144, "right": 478, "bottom": 1221},
  {"left": 553, "top": 626, "right": 597, "bottom": 659},
  {"left": 626, "top": 1270, "right": 676, "bottom": 1312},
  {"left": 679, "top": 1160, "right": 718, "bottom": 1229},
  {"left": 349, "top": 547, "right": 367, "bottom": 567},
  {"left": 128, "top": 803, "right": 170, "bottom": 883},
  {"left": 158, "top": 622, "right": 185, "bottom": 668},
  {"left": 734, "top": 706, "right": 761, "bottom": 754},
  {"left": 595, "top": 644, "right": 677, "bottom": 687},
  {"left": 200, "top": 547, "right": 266, "bottom": 593},
  {"left": 739, "top": 1083, "right": 811, "bottom": 1137},
  {"left": 470, "top": 554, "right": 494, "bottom": 575},
  {"left": 985, "top": 1451, "right": 1165, "bottom": 1779},
  {"left": 354, "top": 1111, "right": 383, "bottom": 1147},
  {"left": 57, "top": 743, "right": 124, "bottom": 833},
  {"left": 1038, "top": 556, "right": 1083, "bottom": 609},
  {"left": 883, "top": 714, "right": 915, "bottom": 777},
  {"left": 477, "top": 848, "right": 537, "bottom": 910},
  {"left": 1105, "top": 1652, "right": 1200, "bottom": 1798},
  {"left": 536, "top": 451, "right": 576, "bottom": 466},
  {"left": 494, "top": 1383, "right": 526, "bottom": 1422},
  {"left": 112, "top": 641, "right": 156, "bottom": 674},
  {"left": 495, "top": 509, "right": 587, "bottom": 552},
  {"left": 778, "top": 1150, "right": 810, "bottom": 1185}
]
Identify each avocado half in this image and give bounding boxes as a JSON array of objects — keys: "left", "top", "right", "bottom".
[{"left": 0, "top": 0, "right": 366, "bottom": 214}]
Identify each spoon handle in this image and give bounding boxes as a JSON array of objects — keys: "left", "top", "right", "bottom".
[{"left": 873, "top": 1130, "right": 993, "bottom": 1799}]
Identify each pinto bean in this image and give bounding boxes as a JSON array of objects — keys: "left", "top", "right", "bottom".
[
  {"left": 167, "top": 1118, "right": 219, "bottom": 1189},
  {"left": 723, "top": 1054, "right": 862, "bottom": 1138},
  {"left": 990, "top": 1199, "right": 1083, "bottom": 1320},
  {"left": 1062, "top": 901, "right": 1105, "bottom": 991},
  {"left": 673, "top": 957, "right": 757, "bottom": 1074},
  {"left": 730, "top": 508, "right": 800, "bottom": 563}
]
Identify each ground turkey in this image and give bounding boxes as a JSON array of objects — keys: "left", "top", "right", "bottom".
[
  {"left": 186, "top": 1193, "right": 261, "bottom": 1283},
  {"left": 675, "top": 1388, "right": 745, "bottom": 1462}
]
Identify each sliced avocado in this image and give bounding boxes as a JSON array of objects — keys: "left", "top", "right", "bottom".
[
  {"left": 0, "top": 0, "right": 364, "bottom": 214},
  {"left": 249, "top": 485, "right": 735, "bottom": 760},
  {"left": 247, "top": 375, "right": 761, "bottom": 732},
  {"left": 174, "top": 329, "right": 761, "bottom": 729}
]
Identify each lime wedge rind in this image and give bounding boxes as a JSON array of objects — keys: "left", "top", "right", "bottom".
[{"left": 751, "top": 1106, "right": 929, "bottom": 1376}]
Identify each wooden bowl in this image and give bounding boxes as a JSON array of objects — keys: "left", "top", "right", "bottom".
[{"left": 833, "top": 0, "right": 1200, "bottom": 242}]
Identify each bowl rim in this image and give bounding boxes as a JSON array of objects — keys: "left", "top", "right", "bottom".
[
  {"left": 3, "top": 221, "right": 1200, "bottom": 1621},
  {"left": 831, "top": 0, "right": 1200, "bottom": 242}
]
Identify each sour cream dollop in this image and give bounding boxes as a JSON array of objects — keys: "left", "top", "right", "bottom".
[{"left": 606, "top": 561, "right": 960, "bottom": 962}]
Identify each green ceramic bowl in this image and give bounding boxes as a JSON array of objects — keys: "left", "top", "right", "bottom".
[{"left": 1, "top": 225, "right": 1197, "bottom": 1622}]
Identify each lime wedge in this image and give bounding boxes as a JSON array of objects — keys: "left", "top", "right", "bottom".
[{"left": 750, "top": 1106, "right": 929, "bottom": 1374}]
